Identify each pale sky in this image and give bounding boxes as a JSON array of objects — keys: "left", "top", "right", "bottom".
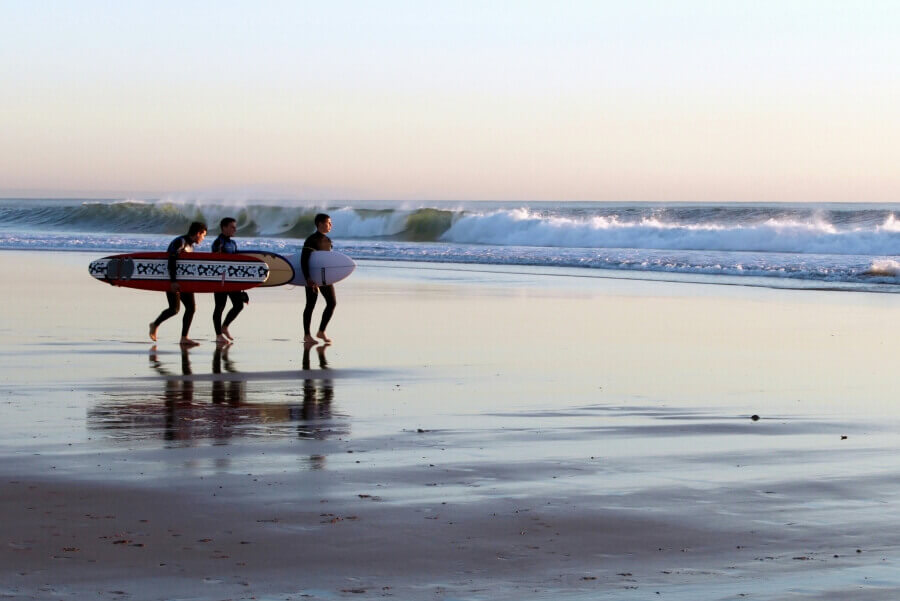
[{"left": 1, "top": 1, "right": 898, "bottom": 202}]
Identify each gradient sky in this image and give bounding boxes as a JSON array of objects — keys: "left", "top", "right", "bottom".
[{"left": 2, "top": 1, "right": 898, "bottom": 202}]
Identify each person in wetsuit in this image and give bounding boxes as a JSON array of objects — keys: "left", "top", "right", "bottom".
[
  {"left": 301, "top": 213, "right": 337, "bottom": 345},
  {"left": 148, "top": 221, "right": 207, "bottom": 347},
  {"left": 211, "top": 217, "right": 247, "bottom": 345}
]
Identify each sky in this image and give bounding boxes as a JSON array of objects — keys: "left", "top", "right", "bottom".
[{"left": 1, "top": 1, "right": 898, "bottom": 202}]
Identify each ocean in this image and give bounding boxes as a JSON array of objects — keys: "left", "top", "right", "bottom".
[{"left": 2, "top": 197, "right": 900, "bottom": 292}]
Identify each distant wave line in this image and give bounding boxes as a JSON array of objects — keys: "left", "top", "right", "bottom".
[{"left": 3, "top": 199, "right": 900, "bottom": 255}]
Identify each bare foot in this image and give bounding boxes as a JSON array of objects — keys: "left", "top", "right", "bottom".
[
  {"left": 303, "top": 334, "right": 317, "bottom": 345},
  {"left": 149, "top": 322, "right": 158, "bottom": 342},
  {"left": 222, "top": 326, "right": 233, "bottom": 341},
  {"left": 316, "top": 331, "right": 332, "bottom": 343},
  {"left": 216, "top": 334, "right": 230, "bottom": 345},
  {"left": 180, "top": 337, "right": 200, "bottom": 347}
]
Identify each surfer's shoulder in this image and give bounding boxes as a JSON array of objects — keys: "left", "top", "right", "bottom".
[
  {"left": 167, "top": 235, "right": 188, "bottom": 254},
  {"left": 303, "top": 231, "right": 325, "bottom": 249}
]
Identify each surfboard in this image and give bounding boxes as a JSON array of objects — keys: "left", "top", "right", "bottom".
[
  {"left": 289, "top": 250, "right": 356, "bottom": 286},
  {"left": 89, "top": 252, "right": 269, "bottom": 293},
  {"left": 239, "top": 251, "right": 295, "bottom": 287}
]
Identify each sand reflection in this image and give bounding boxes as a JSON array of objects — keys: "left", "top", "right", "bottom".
[{"left": 87, "top": 344, "right": 347, "bottom": 447}]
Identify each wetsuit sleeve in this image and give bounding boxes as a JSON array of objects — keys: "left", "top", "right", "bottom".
[
  {"left": 211, "top": 235, "right": 222, "bottom": 253},
  {"left": 166, "top": 236, "right": 187, "bottom": 281}
]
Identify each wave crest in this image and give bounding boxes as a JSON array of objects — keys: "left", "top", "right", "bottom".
[
  {"left": 440, "top": 208, "right": 900, "bottom": 255},
  {"left": 2, "top": 199, "right": 900, "bottom": 256}
]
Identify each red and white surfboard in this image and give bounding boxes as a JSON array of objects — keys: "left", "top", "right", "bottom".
[{"left": 88, "top": 252, "right": 269, "bottom": 293}]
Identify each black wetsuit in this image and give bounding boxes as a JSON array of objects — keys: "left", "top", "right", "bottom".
[
  {"left": 301, "top": 231, "right": 336, "bottom": 336},
  {"left": 211, "top": 233, "right": 245, "bottom": 336},
  {"left": 152, "top": 234, "right": 197, "bottom": 337}
]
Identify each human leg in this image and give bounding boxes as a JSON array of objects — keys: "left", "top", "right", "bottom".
[
  {"left": 303, "top": 286, "right": 318, "bottom": 344},
  {"left": 179, "top": 292, "right": 198, "bottom": 346},
  {"left": 316, "top": 285, "right": 336, "bottom": 342},
  {"left": 150, "top": 292, "right": 180, "bottom": 341},
  {"left": 212, "top": 292, "right": 227, "bottom": 336},
  {"left": 221, "top": 291, "right": 244, "bottom": 340}
]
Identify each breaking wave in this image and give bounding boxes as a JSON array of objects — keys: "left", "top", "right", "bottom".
[
  {"left": 2, "top": 198, "right": 900, "bottom": 256},
  {"left": 3, "top": 198, "right": 900, "bottom": 290}
]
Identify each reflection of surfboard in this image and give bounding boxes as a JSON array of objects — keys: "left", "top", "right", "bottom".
[
  {"left": 289, "top": 251, "right": 356, "bottom": 286},
  {"left": 89, "top": 252, "right": 268, "bottom": 293},
  {"left": 240, "top": 251, "right": 295, "bottom": 287}
]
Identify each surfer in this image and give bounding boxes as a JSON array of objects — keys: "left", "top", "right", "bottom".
[
  {"left": 211, "top": 217, "right": 247, "bottom": 345},
  {"left": 148, "top": 221, "right": 207, "bottom": 346},
  {"left": 301, "top": 213, "right": 337, "bottom": 345}
]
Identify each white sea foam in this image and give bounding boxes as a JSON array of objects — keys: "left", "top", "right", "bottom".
[
  {"left": 330, "top": 207, "right": 409, "bottom": 238},
  {"left": 865, "top": 259, "right": 900, "bottom": 276},
  {"left": 440, "top": 208, "right": 900, "bottom": 255},
  {"left": 876, "top": 214, "right": 900, "bottom": 233}
]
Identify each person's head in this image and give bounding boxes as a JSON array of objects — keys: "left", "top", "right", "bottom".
[
  {"left": 219, "top": 217, "right": 237, "bottom": 237},
  {"left": 314, "top": 213, "right": 332, "bottom": 234},
  {"left": 187, "top": 221, "right": 207, "bottom": 244}
]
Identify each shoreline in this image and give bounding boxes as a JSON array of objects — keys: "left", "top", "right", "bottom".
[{"left": 2, "top": 246, "right": 899, "bottom": 296}]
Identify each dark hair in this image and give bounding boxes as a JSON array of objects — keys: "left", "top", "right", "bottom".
[
  {"left": 220, "top": 217, "right": 236, "bottom": 230},
  {"left": 314, "top": 213, "right": 331, "bottom": 226},
  {"left": 187, "top": 221, "right": 207, "bottom": 236}
]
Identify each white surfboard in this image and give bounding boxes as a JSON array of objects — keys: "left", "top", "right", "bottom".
[{"left": 289, "top": 250, "right": 356, "bottom": 286}]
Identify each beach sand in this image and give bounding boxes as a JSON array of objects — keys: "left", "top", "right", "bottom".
[{"left": 1, "top": 250, "right": 899, "bottom": 600}]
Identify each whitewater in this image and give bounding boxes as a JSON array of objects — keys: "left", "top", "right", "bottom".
[{"left": 2, "top": 198, "right": 900, "bottom": 292}]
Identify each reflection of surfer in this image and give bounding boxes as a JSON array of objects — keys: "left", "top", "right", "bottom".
[
  {"left": 302, "top": 342, "right": 329, "bottom": 370},
  {"left": 301, "top": 213, "right": 337, "bottom": 345},
  {"left": 212, "top": 343, "right": 244, "bottom": 405},
  {"left": 149, "top": 345, "right": 196, "bottom": 441},
  {"left": 211, "top": 217, "right": 247, "bottom": 345},
  {"left": 298, "top": 343, "right": 334, "bottom": 442},
  {"left": 149, "top": 344, "right": 194, "bottom": 401},
  {"left": 89, "top": 344, "right": 346, "bottom": 448},
  {"left": 148, "top": 345, "right": 244, "bottom": 442},
  {"left": 149, "top": 221, "right": 208, "bottom": 347}
]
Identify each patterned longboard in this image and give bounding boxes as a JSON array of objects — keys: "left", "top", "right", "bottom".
[
  {"left": 89, "top": 252, "right": 269, "bottom": 293},
  {"left": 240, "top": 251, "right": 296, "bottom": 287}
]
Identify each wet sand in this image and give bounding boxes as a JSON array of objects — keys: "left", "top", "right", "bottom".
[{"left": 1, "top": 250, "right": 899, "bottom": 600}]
